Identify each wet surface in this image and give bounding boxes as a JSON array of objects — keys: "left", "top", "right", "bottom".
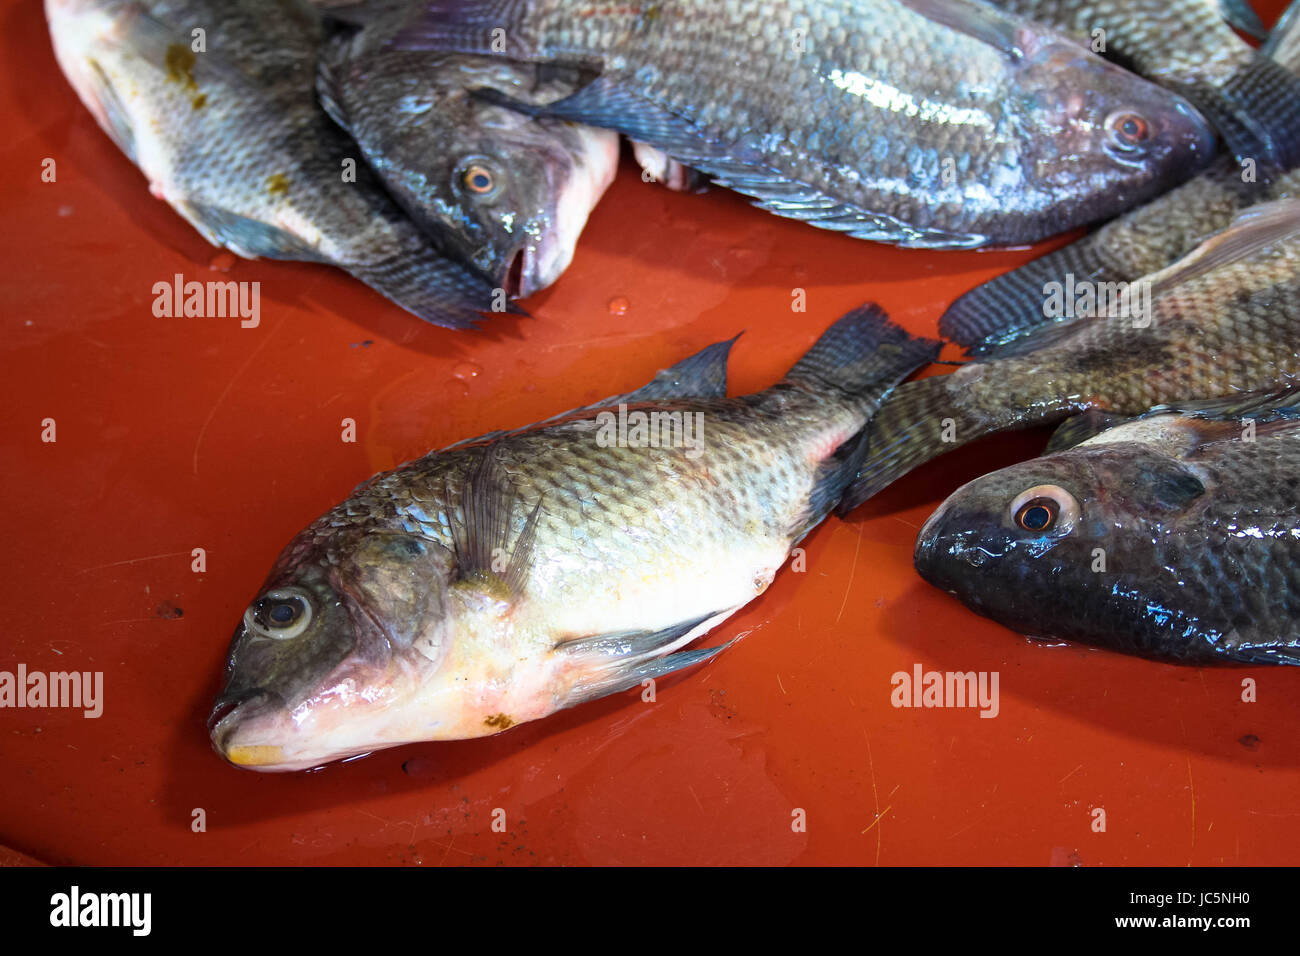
[{"left": 2, "top": 0, "right": 1297, "bottom": 865}]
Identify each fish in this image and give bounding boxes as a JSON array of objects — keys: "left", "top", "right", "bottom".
[
  {"left": 941, "top": 15, "right": 1300, "bottom": 356},
  {"left": 316, "top": 4, "right": 620, "bottom": 298},
  {"left": 987, "top": 0, "right": 1300, "bottom": 170},
  {"left": 914, "top": 390, "right": 1300, "bottom": 665},
  {"left": 839, "top": 198, "right": 1300, "bottom": 511},
  {"left": 208, "top": 305, "right": 939, "bottom": 770},
  {"left": 45, "top": 0, "right": 506, "bottom": 328},
  {"left": 388, "top": 0, "right": 1215, "bottom": 249}
]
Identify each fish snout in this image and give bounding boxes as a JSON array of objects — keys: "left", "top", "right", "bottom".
[
  {"left": 1162, "top": 99, "right": 1217, "bottom": 165},
  {"left": 208, "top": 688, "right": 285, "bottom": 767}
]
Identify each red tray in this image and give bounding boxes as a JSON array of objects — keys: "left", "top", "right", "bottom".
[{"left": 3, "top": 0, "right": 1297, "bottom": 865}]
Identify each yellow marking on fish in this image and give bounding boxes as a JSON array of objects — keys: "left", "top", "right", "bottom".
[
  {"left": 484, "top": 713, "right": 515, "bottom": 729},
  {"left": 225, "top": 744, "right": 285, "bottom": 767},
  {"left": 165, "top": 44, "right": 197, "bottom": 91},
  {"left": 267, "top": 173, "right": 290, "bottom": 196},
  {"left": 164, "top": 45, "right": 206, "bottom": 109}
]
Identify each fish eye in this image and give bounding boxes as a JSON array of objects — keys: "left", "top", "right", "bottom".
[
  {"left": 245, "top": 587, "right": 313, "bottom": 640},
  {"left": 1008, "top": 484, "right": 1080, "bottom": 535},
  {"left": 1105, "top": 112, "right": 1151, "bottom": 150},
  {"left": 460, "top": 162, "right": 498, "bottom": 197}
]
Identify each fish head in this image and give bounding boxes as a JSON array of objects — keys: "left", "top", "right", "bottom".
[
  {"left": 346, "top": 55, "right": 619, "bottom": 298},
  {"left": 209, "top": 527, "right": 482, "bottom": 771},
  {"left": 913, "top": 445, "right": 1206, "bottom": 643},
  {"left": 1015, "top": 38, "right": 1216, "bottom": 221}
]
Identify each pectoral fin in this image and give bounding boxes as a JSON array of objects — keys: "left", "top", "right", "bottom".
[{"left": 557, "top": 612, "right": 739, "bottom": 709}]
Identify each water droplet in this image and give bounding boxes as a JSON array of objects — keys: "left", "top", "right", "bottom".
[
  {"left": 607, "top": 296, "right": 630, "bottom": 316},
  {"left": 208, "top": 252, "right": 236, "bottom": 272},
  {"left": 57, "top": 205, "right": 74, "bottom": 217},
  {"left": 452, "top": 361, "right": 482, "bottom": 381}
]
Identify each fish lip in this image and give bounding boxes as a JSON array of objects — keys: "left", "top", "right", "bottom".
[
  {"left": 208, "top": 688, "right": 281, "bottom": 755},
  {"left": 1174, "top": 99, "right": 1218, "bottom": 164},
  {"left": 504, "top": 245, "right": 530, "bottom": 299}
]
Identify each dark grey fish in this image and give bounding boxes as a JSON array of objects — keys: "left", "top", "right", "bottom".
[
  {"left": 47, "top": 0, "right": 505, "bottom": 327},
  {"left": 988, "top": 0, "right": 1300, "bottom": 170},
  {"left": 942, "top": 29, "right": 1300, "bottom": 357},
  {"left": 208, "top": 305, "right": 938, "bottom": 770},
  {"left": 390, "top": 0, "right": 1215, "bottom": 248},
  {"left": 317, "top": 4, "right": 620, "bottom": 297},
  {"left": 915, "top": 391, "right": 1300, "bottom": 665},
  {"left": 840, "top": 199, "right": 1300, "bottom": 510}
]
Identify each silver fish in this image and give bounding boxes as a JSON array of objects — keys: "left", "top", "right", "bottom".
[{"left": 47, "top": 0, "right": 504, "bottom": 327}]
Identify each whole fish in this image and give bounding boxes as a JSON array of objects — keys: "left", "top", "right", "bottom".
[
  {"left": 390, "top": 0, "right": 1215, "bottom": 248},
  {"left": 914, "top": 392, "right": 1300, "bottom": 665},
  {"left": 941, "top": 27, "right": 1300, "bottom": 356},
  {"left": 46, "top": 0, "right": 503, "bottom": 328},
  {"left": 988, "top": 0, "right": 1300, "bottom": 170},
  {"left": 208, "top": 306, "right": 938, "bottom": 770},
  {"left": 839, "top": 199, "right": 1300, "bottom": 510},
  {"left": 317, "top": 6, "right": 620, "bottom": 297}
]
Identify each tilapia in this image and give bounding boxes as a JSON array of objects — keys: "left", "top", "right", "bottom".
[
  {"left": 914, "top": 391, "right": 1300, "bottom": 665},
  {"left": 389, "top": 0, "right": 1215, "bottom": 248},
  {"left": 316, "top": 4, "right": 620, "bottom": 297},
  {"left": 46, "top": 0, "right": 504, "bottom": 328},
  {"left": 942, "top": 29, "right": 1300, "bottom": 356},
  {"left": 840, "top": 198, "right": 1300, "bottom": 510},
  {"left": 988, "top": 0, "right": 1300, "bottom": 170},
  {"left": 208, "top": 306, "right": 939, "bottom": 770}
]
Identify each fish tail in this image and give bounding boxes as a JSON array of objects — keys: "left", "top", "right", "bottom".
[
  {"left": 390, "top": 0, "right": 535, "bottom": 56},
  {"left": 782, "top": 303, "right": 940, "bottom": 401},
  {"left": 349, "top": 248, "right": 522, "bottom": 329},
  {"left": 836, "top": 374, "right": 975, "bottom": 514},
  {"left": 1180, "top": 57, "right": 1300, "bottom": 171},
  {"left": 939, "top": 239, "right": 1119, "bottom": 356}
]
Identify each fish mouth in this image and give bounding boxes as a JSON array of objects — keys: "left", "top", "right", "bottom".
[
  {"left": 504, "top": 245, "right": 529, "bottom": 299},
  {"left": 208, "top": 689, "right": 297, "bottom": 770}
]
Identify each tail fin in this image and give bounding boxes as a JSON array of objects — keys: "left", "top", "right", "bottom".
[
  {"left": 782, "top": 303, "right": 940, "bottom": 398},
  {"left": 939, "top": 239, "right": 1118, "bottom": 356},
  {"left": 835, "top": 374, "right": 987, "bottom": 514}
]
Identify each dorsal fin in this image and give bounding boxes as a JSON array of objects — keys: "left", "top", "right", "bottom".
[{"left": 440, "top": 335, "right": 738, "bottom": 451}]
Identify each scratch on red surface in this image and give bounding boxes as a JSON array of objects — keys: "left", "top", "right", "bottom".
[
  {"left": 862, "top": 727, "right": 882, "bottom": 865},
  {"left": 192, "top": 320, "right": 282, "bottom": 475},
  {"left": 835, "top": 522, "right": 864, "bottom": 625},
  {"left": 77, "top": 550, "right": 194, "bottom": 574}
]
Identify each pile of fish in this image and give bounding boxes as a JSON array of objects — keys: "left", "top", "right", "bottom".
[
  {"left": 49, "top": 0, "right": 1227, "bottom": 324},
  {"left": 39, "top": 0, "right": 1300, "bottom": 770}
]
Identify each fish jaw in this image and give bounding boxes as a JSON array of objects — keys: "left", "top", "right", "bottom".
[{"left": 518, "top": 123, "right": 620, "bottom": 297}]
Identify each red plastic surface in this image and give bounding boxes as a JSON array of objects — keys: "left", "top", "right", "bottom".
[{"left": 3, "top": 0, "right": 1298, "bottom": 865}]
